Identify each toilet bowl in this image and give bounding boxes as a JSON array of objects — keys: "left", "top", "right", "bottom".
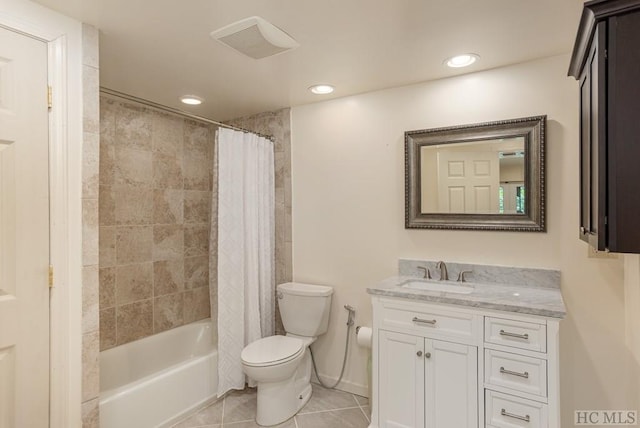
[{"left": 241, "top": 282, "right": 333, "bottom": 426}]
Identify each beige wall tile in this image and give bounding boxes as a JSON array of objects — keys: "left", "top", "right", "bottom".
[
  {"left": 184, "top": 224, "right": 209, "bottom": 257},
  {"left": 184, "top": 120, "right": 212, "bottom": 157},
  {"left": 117, "top": 299, "right": 153, "bottom": 345},
  {"left": 99, "top": 185, "right": 115, "bottom": 226},
  {"left": 153, "top": 224, "right": 184, "bottom": 261},
  {"left": 82, "top": 331, "right": 99, "bottom": 402},
  {"left": 100, "top": 97, "right": 116, "bottom": 139},
  {"left": 115, "top": 103, "right": 152, "bottom": 151},
  {"left": 83, "top": 132, "right": 100, "bottom": 199},
  {"left": 81, "top": 397, "right": 100, "bottom": 428},
  {"left": 116, "top": 262, "right": 153, "bottom": 305},
  {"left": 154, "top": 189, "right": 184, "bottom": 224},
  {"left": 100, "top": 308, "right": 116, "bottom": 350},
  {"left": 184, "top": 287, "right": 210, "bottom": 323},
  {"left": 154, "top": 259, "right": 185, "bottom": 296},
  {"left": 153, "top": 152, "right": 184, "bottom": 189},
  {"left": 99, "top": 143, "right": 115, "bottom": 187},
  {"left": 115, "top": 146, "right": 153, "bottom": 187},
  {"left": 116, "top": 226, "right": 153, "bottom": 264},
  {"left": 82, "top": 266, "right": 99, "bottom": 334},
  {"left": 184, "top": 153, "right": 210, "bottom": 190},
  {"left": 99, "top": 267, "right": 116, "bottom": 308},
  {"left": 83, "top": 199, "right": 99, "bottom": 266},
  {"left": 83, "top": 65, "right": 99, "bottom": 134},
  {"left": 99, "top": 226, "right": 116, "bottom": 267},
  {"left": 152, "top": 111, "right": 184, "bottom": 157},
  {"left": 154, "top": 293, "right": 184, "bottom": 333},
  {"left": 185, "top": 255, "right": 209, "bottom": 289},
  {"left": 114, "top": 185, "right": 154, "bottom": 225},
  {"left": 184, "top": 190, "right": 211, "bottom": 224},
  {"left": 82, "top": 23, "right": 99, "bottom": 68}
]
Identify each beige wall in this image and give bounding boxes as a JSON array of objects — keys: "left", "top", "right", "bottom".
[
  {"left": 291, "top": 54, "right": 639, "bottom": 422},
  {"left": 98, "top": 96, "right": 215, "bottom": 350}
]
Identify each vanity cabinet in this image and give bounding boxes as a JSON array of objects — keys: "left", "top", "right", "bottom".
[
  {"left": 569, "top": 0, "right": 640, "bottom": 253},
  {"left": 378, "top": 331, "right": 477, "bottom": 428},
  {"left": 369, "top": 296, "right": 561, "bottom": 428}
]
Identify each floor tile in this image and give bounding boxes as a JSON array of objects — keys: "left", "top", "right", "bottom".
[
  {"left": 353, "top": 395, "right": 369, "bottom": 406},
  {"left": 299, "top": 384, "right": 360, "bottom": 413},
  {"left": 296, "top": 408, "right": 369, "bottom": 428},
  {"left": 360, "top": 406, "right": 371, "bottom": 422},
  {"left": 223, "top": 388, "right": 258, "bottom": 424},
  {"left": 172, "top": 400, "right": 223, "bottom": 427},
  {"left": 224, "top": 418, "right": 296, "bottom": 427}
]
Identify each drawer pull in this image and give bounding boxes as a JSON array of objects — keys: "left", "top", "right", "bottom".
[
  {"left": 500, "top": 329, "right": 529, "bottom": 340},
  {"left": 412, "top": 317, "right": 437, "bottom": 326},
  {"left": 500, "top": 366, "right": 529, "bottom": 379},
  {"left": 501, "top": 408, "right": 530, "bottom": 422}
]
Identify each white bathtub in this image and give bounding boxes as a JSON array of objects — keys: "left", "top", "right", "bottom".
[{"left": 99, "top": 319, "right": 218, "bottom": 428}]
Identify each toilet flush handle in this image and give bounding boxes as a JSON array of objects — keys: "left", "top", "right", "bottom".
[{"left": 277, "top": 291, "right": 284, "bottom": 299}]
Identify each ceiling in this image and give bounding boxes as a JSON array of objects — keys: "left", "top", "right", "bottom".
[{"left": 34, "top": 0, "right": 584, "bottom": 121}]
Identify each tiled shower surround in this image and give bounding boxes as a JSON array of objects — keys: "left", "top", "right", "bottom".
[
  {"left": 98, "top": 97, "right": 294, "bottom": 350},
  {"left": 99, "top": 96, "right": 216, "bottom": 350}
]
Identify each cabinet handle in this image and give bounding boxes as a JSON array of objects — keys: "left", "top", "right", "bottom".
[
  {"left": 417, "top": 351, "right": 423, "bottom": 357},
  {"left": 501, "top": 409, "right": 530, "bottom": 422},
  {"left": 499, "top": 329, "right": 529, "bottom": 340},
  {"left": 412, "top": 317, "right": 437, "bottom": 326},
  {"left": 500, "top": 367, "right": 529, "bottom": 379},
  {"left": 425, "top": 352, "right": 431, "bottom": 359}
]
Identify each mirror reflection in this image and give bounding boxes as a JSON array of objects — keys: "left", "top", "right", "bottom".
[{"left": 420, "top": 137, "right": 525, "bottom": 215}]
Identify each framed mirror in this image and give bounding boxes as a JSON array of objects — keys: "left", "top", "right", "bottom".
[{"left": 405, "top": 115, "right": 546, "bottom": 231}]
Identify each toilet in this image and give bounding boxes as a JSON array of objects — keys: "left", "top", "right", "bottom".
[{"left": 241, "top": 282, "right": 333, "bottom": 426}]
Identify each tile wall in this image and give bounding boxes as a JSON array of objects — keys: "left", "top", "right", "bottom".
[
  {"left": 81, "top": 23, "right": 101, "bottom": 428},
  {"left": 98, "top": 96, "right": 215, "bottom": 350},
  {"left": 226, "top": 109, "right": 292, "bottom": 334}
]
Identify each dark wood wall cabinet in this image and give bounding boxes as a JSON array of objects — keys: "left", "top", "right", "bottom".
[{"left": 569, "top": 0, "right": 640, "bottom": 253}]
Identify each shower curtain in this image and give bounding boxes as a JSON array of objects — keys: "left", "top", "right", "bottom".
[{"left": 214, "top": 127, "right": 275, "bottom": 397}]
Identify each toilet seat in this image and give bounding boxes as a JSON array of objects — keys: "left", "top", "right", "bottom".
[{"left": 241, "top": 336, "right": 304, "bottom": 368}]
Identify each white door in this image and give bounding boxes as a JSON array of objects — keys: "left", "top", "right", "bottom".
[
  {"left": 0, "top": 26, "right": 50, "bottom": 428},
  {"left": 378, "top": 330, "right": 425, "bottom": 428},
  {"left": 424, "top": 339, "right": 478, "bottom": 428},
  {"left": 437, "top": 151, "right": 500, "bottom": 213}
]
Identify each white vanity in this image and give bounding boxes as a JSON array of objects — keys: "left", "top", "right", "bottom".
[{"left": 368, "top": 260, "right": 565, "bottom": 428}]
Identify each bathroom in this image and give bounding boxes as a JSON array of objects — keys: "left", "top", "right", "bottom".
[{"left": 0, "top": 0, "right": 639, "bottom": 427}]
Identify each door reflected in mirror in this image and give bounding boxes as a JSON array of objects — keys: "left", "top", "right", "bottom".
[{"left": 420, "top": 137, "right": 525, "bottom": 214}]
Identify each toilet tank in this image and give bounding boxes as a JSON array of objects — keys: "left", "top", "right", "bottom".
[{"left": 277, "top": 282, "right": 333, "bottom": 337}]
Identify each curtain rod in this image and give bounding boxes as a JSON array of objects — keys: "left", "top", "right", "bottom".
[{"left": 100, "top": 87, "right": 275, "bottom": 141}]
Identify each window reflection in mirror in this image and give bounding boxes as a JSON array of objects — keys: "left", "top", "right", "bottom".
[{"left": 419, "top": 137, "right": 525, "bottom": 214}]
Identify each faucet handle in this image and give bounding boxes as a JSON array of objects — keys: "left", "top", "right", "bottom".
[
  {"left": 416, "top": 266, "right": 431, "bottom": 279},
  {"left": 456, "top": 271, "right": 473, "bottom": 283}
]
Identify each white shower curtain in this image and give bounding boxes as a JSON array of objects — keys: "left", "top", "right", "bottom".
[{"left": 214, "top": 127, "right": 275, "bottom": 397}]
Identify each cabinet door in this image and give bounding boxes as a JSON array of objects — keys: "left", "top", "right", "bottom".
[
  {"left": 378, "top": 330, "right": 425, "bottom": 428},
  {"left": 425, "top": 339, "right": 478, "bottom": 428}
]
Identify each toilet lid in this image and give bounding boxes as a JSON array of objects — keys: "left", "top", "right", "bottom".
[{"left": 241, "top": 336, "right": 304, "bottom": 367}]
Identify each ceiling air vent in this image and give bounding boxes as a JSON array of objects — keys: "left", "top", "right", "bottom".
[{"left": 210, "top": 16, "right": 299, "bottom": 59}]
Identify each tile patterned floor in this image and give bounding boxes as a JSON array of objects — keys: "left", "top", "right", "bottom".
[{"left": 172, "top": 384, "right": 370, "bottom": 428}]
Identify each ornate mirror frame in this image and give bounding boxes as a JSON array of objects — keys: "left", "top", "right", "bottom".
[{"left": 405, "top": 115, "right": 546, "bottom": 231}]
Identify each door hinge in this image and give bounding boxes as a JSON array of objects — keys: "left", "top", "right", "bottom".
[
  {"left": 47, "top": 86, "right": 52, "bottom": 110},
  {"left": 48, "top": 265, "right": 54, "bottom": 288}
]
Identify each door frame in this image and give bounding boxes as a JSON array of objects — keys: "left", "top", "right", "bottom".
[{"left": 0, "top": 2, "right": 83, "bottom": 427}]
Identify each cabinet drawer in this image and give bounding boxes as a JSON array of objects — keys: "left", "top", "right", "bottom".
[
  {"left": 486, "top": 390, "right": 548, "bottom": 428},
  {"left": 485, "top": 349, "right": 547, "bottom": 397},
  {"left": 485, "top": 317, "right": 546, "bottom": 353},
  {"left": 380, "top": 301, "right": 478, "bottom": 341}
]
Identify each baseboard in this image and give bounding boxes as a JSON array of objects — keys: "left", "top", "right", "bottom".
[{"left": 312, "top": 374, "right": 369, "bottom": 398}]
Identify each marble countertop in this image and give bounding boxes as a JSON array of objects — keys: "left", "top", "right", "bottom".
[{"left": 367, "top": 276, "right": 566, "bottom": 319}]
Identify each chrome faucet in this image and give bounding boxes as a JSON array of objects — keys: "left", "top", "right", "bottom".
[
  {"left": 435, "top": 261, "right": 448, "bottom": 281},
  {"left": 416, "top": 266, "right": 431, "bottom": 279}
]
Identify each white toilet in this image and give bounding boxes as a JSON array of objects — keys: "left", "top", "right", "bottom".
[{"left": 241, "top": 282, "right": 333, "bottom": 426}]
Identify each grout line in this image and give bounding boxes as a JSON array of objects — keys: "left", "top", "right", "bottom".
[
  {"left": 350, "top": 394, "right": 360, "bottom": 407},
  {"left": 294, "top": 416, "right": 299, "bottom": 428},
  {"left": 221, "top": 396, "right": 226, "bottom": 426},
  {"left": 297, "top": 406, "right": 362, "bottom": 416},
  {"left": 358, "top": 404, "right": 370, "bottom": 423}
]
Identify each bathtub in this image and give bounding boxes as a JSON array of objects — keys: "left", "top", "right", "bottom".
[{"left": 99, "top": 319, "right": 218, "bottom": 428}]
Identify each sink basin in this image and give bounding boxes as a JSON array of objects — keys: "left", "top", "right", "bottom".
[{"left": 400, "top": 279, "right": 474, "bottom": 294}]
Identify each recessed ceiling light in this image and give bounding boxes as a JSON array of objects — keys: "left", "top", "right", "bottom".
[
  {"left": 445, "top": 53, "right": 479, "bottom": 68},
  {"left": 309, "top": 84, "right": 334, "bottom": 95},
  {"left": 180, "top": 95, "right": 204, "bottom": 105}
]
